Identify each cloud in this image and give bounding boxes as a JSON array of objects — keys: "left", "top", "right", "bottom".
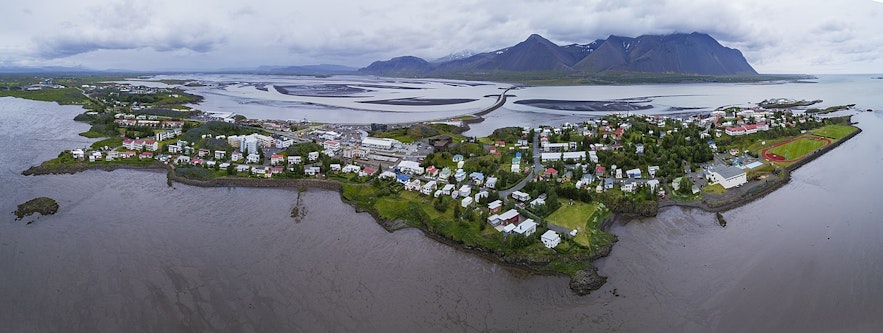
[{"left": 32, "top": 0, "right": 226, "bottom": 58}]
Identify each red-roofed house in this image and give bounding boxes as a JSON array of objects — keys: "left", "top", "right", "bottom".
[
  {"left": 425, "top": 165, "right": 438, "bottom": 177},
  {"left": 139, "top": 151, "right": 154, "bottom": 160},
  {"left": 544, "top": 167, "right": 559, "bottom": 178},
  {"left": 143, "top": 139, "right": 158, "bottom": 151},
  {"left": 122, "top": 138, "right": 136, "bottom": 149},
  {"left": 269, "top": 167, "right": 284, "bottom": 177},
  {"left": 594, "top": 164, "right": 606, "bottom": 178},
  {"left": 191, "top": 158, "right": 204, "bottom": 166},
  {"left": 270, "top": 154, "right": 285, "bottom": 166},
  {"left": 120, "top": 151, "right": 136, "bottom": 159},
  {"left": 725, "top": 126, "right": 746, "bottom": 136}
]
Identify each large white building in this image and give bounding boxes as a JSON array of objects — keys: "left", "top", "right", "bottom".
[
  {"left": 397, "top": 160, "right": 424, "bottom": 175},
  {"left": 709, "top": 164, "right": 748, "bottom": 189},
  {"left": 540, "top": 151, "right": 587, "bottom": 162},
  {"left": 361, "top": 137, "right": 398, "bottom": 150}
]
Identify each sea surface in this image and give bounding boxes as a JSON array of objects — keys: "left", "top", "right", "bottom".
[{"left": 1, "top": 75, "right": 882, "bottom": 332}]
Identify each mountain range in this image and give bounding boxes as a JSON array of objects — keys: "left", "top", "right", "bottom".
[{"left": 359, "top": 32, "right": 757, "bottom": 77}]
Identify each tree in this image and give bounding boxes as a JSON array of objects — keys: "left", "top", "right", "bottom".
[{"left": 678, "top": 177, "right": 693, "bottom": 195}]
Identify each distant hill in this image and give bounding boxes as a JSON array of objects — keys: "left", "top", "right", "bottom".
[{"left": 359, "top": 32, "right": 757, "bottom": 77}]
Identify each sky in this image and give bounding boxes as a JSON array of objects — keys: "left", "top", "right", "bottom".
[{"left": 1, "top": 0, "right": 882, "bottom": 74}]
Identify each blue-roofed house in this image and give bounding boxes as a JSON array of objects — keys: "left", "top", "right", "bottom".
[{"left": 396, "top": 174, "right": 410, "bottom": 184}]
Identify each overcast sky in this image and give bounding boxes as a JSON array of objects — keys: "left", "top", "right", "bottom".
[{"left": 1, "top": 0, "right": 882, "bottom": 73}]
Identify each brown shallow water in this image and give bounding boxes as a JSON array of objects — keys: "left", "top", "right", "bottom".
[{"left": 2, "top": 97, "right": 883, "bottom": 332}]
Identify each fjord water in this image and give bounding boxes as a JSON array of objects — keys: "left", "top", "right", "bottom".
[{"left": 1, "top": 76, "right": 882, "bottom": 332}]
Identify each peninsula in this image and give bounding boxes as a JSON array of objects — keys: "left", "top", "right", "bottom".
[{"left": 14, "top": 76, "right": 862, "bottom": 295}]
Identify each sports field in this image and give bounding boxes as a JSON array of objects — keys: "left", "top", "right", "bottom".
[{"left": 762, "top": 135, "right": 831, "bottom": 162}]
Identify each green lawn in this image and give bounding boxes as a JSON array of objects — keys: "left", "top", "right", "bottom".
[
  {"left": 702, "top": 183, "right": 726, "bottom": 194},
  {"left": 767, "top": 137, "right": 827, "bottom": 160},
  {"left": 546, "top": 201, "right": 605, "bottom": 247},
  {"left": 90, "top": 137, "right": 123, "bottom": 150},
  {"left": 812, "top": 124, "right": 857, "bottom": 140}
]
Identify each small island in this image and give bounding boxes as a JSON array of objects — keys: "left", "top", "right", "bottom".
[{"left": 14, "top": 197, "right": 60, "bottom": 221}]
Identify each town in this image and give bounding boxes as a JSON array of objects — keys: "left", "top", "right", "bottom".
[{"left": 22, "top": 80, "right": 860, "bottom": 292}]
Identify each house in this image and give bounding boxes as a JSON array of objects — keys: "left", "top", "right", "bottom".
[
  {"left": 308, "top": 151, "right": 320, "bottom": 161},
  {"left": 501, "top": 223, "right": 517, "bottom": 235},
  {"left": 452, "top": 154, "right": 464, "bottom": 162},
  {"left": 626, "top": 168, "right": 642, "bottom": 179},
  {"left": 198, "top": 149, "right": 210, "bottom": 157},
  {"left": 646, "top": 179, "right": 661, "bottom": 191},
  {"left": 530, "top": 198, "right": 546, "bottom": 208},
  {"left": 247, "top": 153, "right": 260, "bottom": 164},
  {"left": 485, "top": 176, "right": 498, "bottom": 189},
  {"left": 441, "top": 184, "right": 456, "bottom": 195},
  {"left": 438, "top": 167, "right": 452, "bottom": 180},
  {"left": 541, "top": 230, "right": 561, "bottom": 248},
  {"left": 288, "top": 155, "right": 302, "bottom": 164},
  {"left": 425, "top": 165, "right": 438, "bottom": 177},
  {"left": 214, "top": 150, "right": 226, "bottom": 160},
  {"left": 360, "top": 167, "right": 377, "bottom": 177},
  {"left": 191, "top": 158, "right": 204, "bottom": 166},
  {"left": 231, "top": 151, "right": 243, "bottom": 162},
  {"left": 511, "top": 191, "right": 530, "bottom": 202},
  {"left": 458, "top": 185, "right": 472, "bottom": 197},
  {"left": 513, "top": 219, "right": 537, "bottom": 236},
  {"left": 474, "top": 190, "right": 488, "bottom": 202},
  {"left": 72, "top": 149, "right": 85, "bottom": 160},
  {"left": 454, "top": 169, "right": 467, "bottom": 182},
  {"left": 323, "top": 140, "right": 341, "bottom": 151},
  {"left": 269, "top": 167, "right": 284, "bottom": 177},
  {"left": 604, "top": 178, "right": 615, "bottom": 190},
  {"left": 139, "top": 151, "right": 154, "bottom": 160},
  {"left": 252, "top": 166, "right": 268, "bottom": 176},
  {"left": 487, "top": 214, "right": 502, "bottom": 226},
  {"left": 510, "top": 164, "right": 521, "bottom": 173},
  {"left": 635, "top": 143, "right": 645, "bottom": 155},
  {"left": 421, "top": 181, "right": 438, "bottom": 195},
  {"left": 305, "top": 166, "right": 321, "bottom": 176},
  {"left": 397, "top": 160, "right": 424, "bottom": 175},
  {"left": 270, "top": 154, "right": 285, "bottom": 165},
  {"left": 488, "top": 200, "right": 503, "bottom": 214},
  {"left": 275, "top": 137, "right": 294, "bottom": 149},
  {"left": 469, "top": 172, "right": 485, "bottom": 185},
  {"left": 621, "top": 179, "right": 637, "bottom": 193},
  {"left": 236, "top": 164, "right": 251, "bottom": 173},
  {"left": 648, "top": 165, "right": 660, "bottom": 178},
  {"left": 404, "top": 179, "right": 422, "bottom": 191},
  {"left": 594, "top": 164, "right": 606, "bottom": 179},
  {"left": 709, "top": 164, "right": 748, "bottom": 189},
  {"left": 343, "top": 146, "right": 370, "bottom": 159},
  {"left": 342, "top": 164, "right": 361, "bottom": 174},
  {"left": 498, "top": 209, "right": 520, "bottom": 225},
  {"left": 396, "top": 174, "right": 410, "bottom": 184},
  {"left": 206, "top": 160, "right": 217, "bottom": 168},
  {"left": 330, "top": 164, "right": 342, "bottom": 172},
  {"left": 143, "top": 140, "right": 158, "bottom": 151},
  {"left": 461, "top": 197, "right": 474, "bottom": 208},
  {"left": 544, "top": 168, "right": 559, "bottom": 178},
  {"left": 175, "top": 155, "right": 191, "bottom": 164},
  {"left": 120, "top": 151, "right": 136, "bottom": 159}
]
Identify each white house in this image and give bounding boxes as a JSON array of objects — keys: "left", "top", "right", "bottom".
[
  {"left": 461, "top": 197, "right": 474, "bottom": 208},
  {"left": 513, "top": 219, "right": 537, "bottom": 236},
  {"left": 625, "top": 168, "right": 642, "bottom": 179},
  {"left": 341, "top": 164, "right": 361, "bottom": 174},
  {"left": 541, "top": 230, "right": 561, "bottom": 248},
  {"left": 305, "top": 166, "right": 321, "bottom": 176},
  {"left": 308, "top": 151, "right": 320, "bottom": 161},
  {"left": 441, "top": 184, "right": 456, "bottom": 195},
  {"left": 236, "top": 164, "right": 251, "bottom": 173},
  {"left": 458, "top": 185, "right": 472, "bottom": 197},
  {"left": 709, "top": 164, "right": 748, "bottom": 189},
  {"left": 511, "top": 191, "right": 530, "bottom": 202},
  {"left": 71, "top": 149, "right": 85, "bottom": 160},
  {"left": 397, "top": 160, "right": 424, "bottom": 175},
  {"left": 330, "top": 164, "right": 342, "bottom": 172},
  {"left": 530, "top": 198, "right": 546, "bottom": 208},
  {"left": 485, "top": 176, "right": 498, "bottom": 189},
  {"left": 646, "top": 179, "right": 660, "bottom": 191},
  {"left": 288, "top": 155, "right": 302, "bottom": 164},
  {"left": 361, "top": 137, "right": 397, "bottom": 150},
  {"left": 214, "top": 150, "right": 226, "bottom": 160},
  {"left": 247, "top": 153, "right": 260, "bottom": 164},
  {"left": 474, "top": 190, "right": 488, "bottom": 202},
  {"left": 378, "top": 171, "right": 397, "bottom": 180},
  {"left": 648, "top": 165, "right": 660, "bottom": 178},
  {"left": 421, "top": 181, "right": 438, "bottom": 195}
]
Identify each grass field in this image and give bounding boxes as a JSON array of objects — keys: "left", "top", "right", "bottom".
[
  {"left": 812, "top": 124, "right": 857, "bottom": 140},
  {"left": 702, "top": 183, "right": 726, "bottom": 194},
  {"left": 546, "top": 201, "right": 605, "bottom": 247},
  {"left": 766, "top": 137, "right": 828, "bottom": 160}
]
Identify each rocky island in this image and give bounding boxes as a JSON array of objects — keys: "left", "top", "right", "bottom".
[{"left": 14, "top": 197, "right": 59, "bottom": 222}]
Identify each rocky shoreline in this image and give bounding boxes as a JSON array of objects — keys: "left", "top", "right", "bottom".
[{"left": 17, "top": 121, "right": 860, "bottom": 295}]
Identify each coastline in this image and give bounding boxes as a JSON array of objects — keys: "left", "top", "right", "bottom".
[{"left": 17, "top": 119, "right": 863, "bottom": 295}]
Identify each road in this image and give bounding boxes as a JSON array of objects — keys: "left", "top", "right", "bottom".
[{"left": 499, "top": 131, "right": 542, "bottom": 204}]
